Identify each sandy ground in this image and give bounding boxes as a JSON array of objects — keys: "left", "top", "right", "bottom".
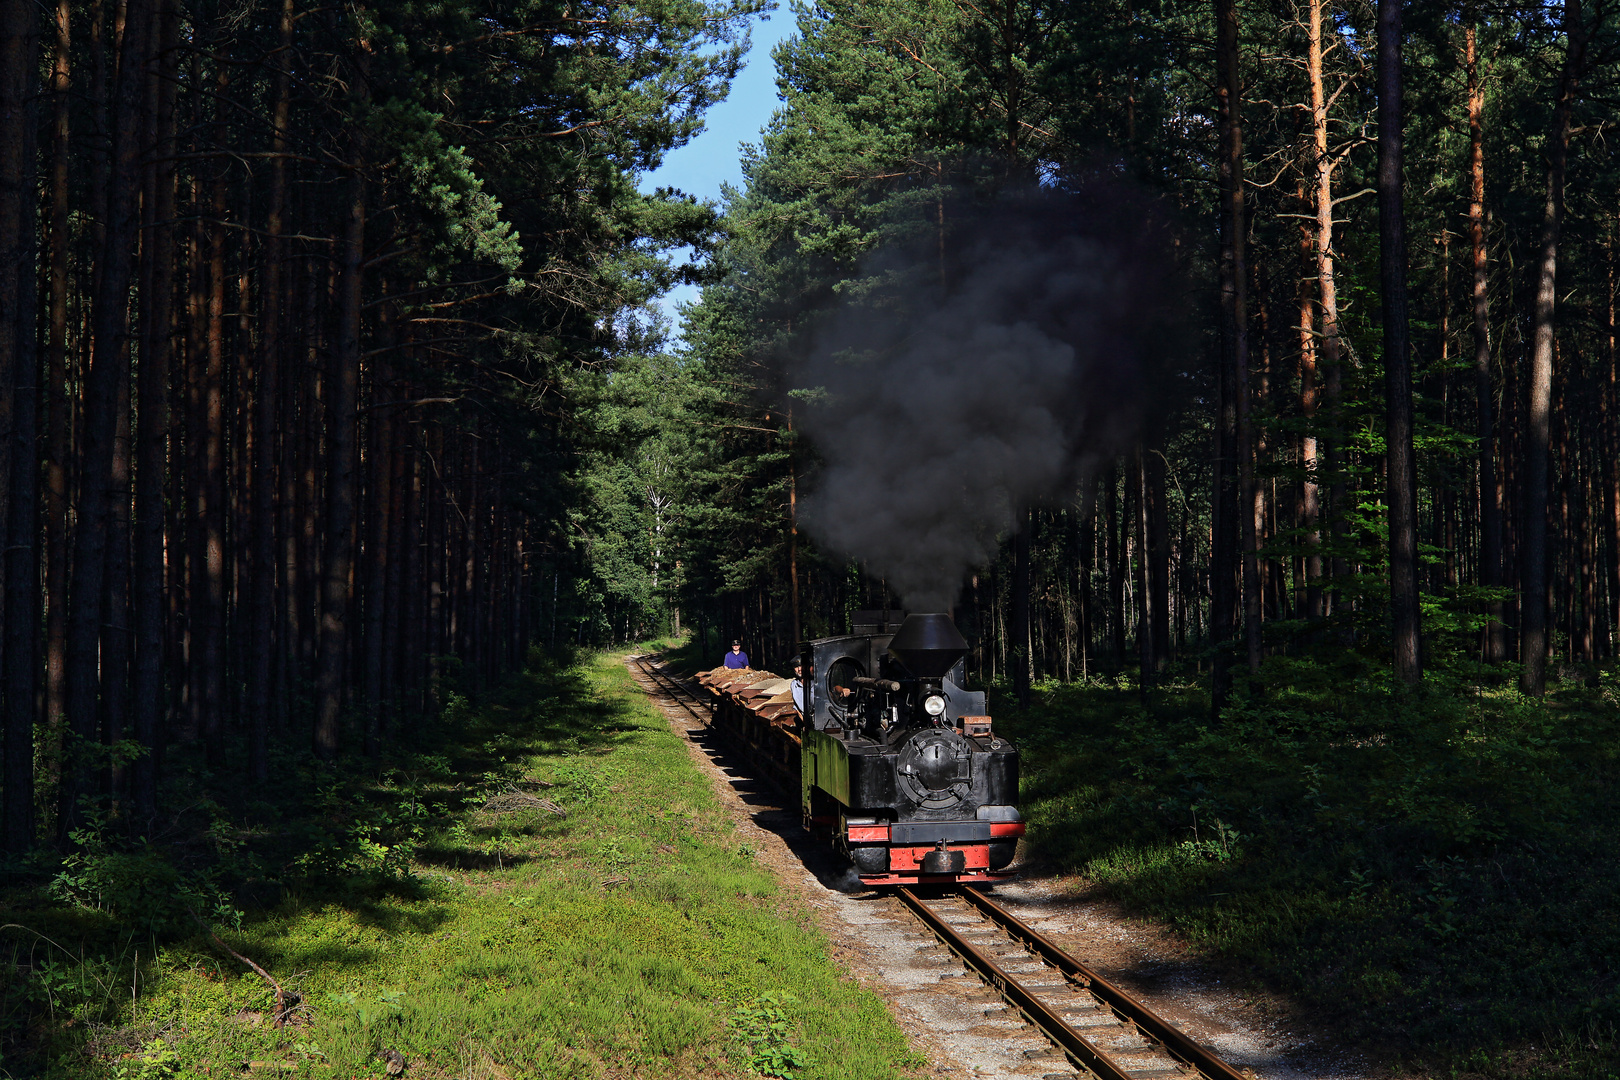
[{"left": 628, "top": 660, "right": 1373, "bottom": 1080}]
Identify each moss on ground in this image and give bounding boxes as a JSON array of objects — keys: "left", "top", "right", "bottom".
[{"left": 0, "top": 648, "right": 924, "bottom": 1080}]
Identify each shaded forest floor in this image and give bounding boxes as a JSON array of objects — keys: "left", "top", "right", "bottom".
[
  {"left": 996, "top": 655, "right": 1620, "bottom": 1079},
  {"left": 0, "top": 648, "right": 925, "bottom": 1079}
]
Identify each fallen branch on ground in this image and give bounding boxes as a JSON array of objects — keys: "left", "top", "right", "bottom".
[
  {"left": 202, "top": 923, "right": 302, "bottom": 1027},
  {"left": 483, "top": 791, "right": 567, "bottom": 816}
]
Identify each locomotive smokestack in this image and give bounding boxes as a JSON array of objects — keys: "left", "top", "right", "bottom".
[{"left": 886, "top": 613, "right": 968, "bottom": 679}]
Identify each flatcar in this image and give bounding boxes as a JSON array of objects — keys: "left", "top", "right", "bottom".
[{"left": 697, "top": 611, "right": 1023, "bottom": 887}]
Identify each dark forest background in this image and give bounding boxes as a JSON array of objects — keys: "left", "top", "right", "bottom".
[
  {"left": 0, "top": 0, "right": 764, "bottom": 849},
  {"left": 0, "top": 0, "right": 1616, "bottom": 849},
  {"left": 657, "top": 0, "right": 1620, "bottom": 714}
]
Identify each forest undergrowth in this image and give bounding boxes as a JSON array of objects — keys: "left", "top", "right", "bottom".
[
  {"left": 0, "top": 648, "right": 921, "bottom": 1080},
  {"left": 1001, "top": 656, "right": 1620, "bottom": 1079}
]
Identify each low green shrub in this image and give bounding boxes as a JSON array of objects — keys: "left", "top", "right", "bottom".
[
  {"left": 728, "top": 993, "right": 806, "bottom": 1079},
  {"left": 49, "top": 848, "right": 203, "bottom": 939},
  {"left": 1000, "top": 659, "right": 1620, "bottom": 1068}
]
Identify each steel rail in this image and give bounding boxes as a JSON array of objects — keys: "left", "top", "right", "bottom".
[
  {"left": 634, "top": 658, "right": 697, "bottom": 705},
  {"left": 650, "top": 656, "right": 1241, "bottom": 1080},
  {"left": 894, "top": 886, "right": 1140, "bottom": 1080},
  {"left": 956, "top": 888, "right": 1248, "bottom": 1080},
  {"left": 633, "top": 658, "right": 711, "bottom": 723}
]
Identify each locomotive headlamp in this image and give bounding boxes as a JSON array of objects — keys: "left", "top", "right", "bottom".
[{"left": 922, "top": 692, "right": 947, "bottom": 717}]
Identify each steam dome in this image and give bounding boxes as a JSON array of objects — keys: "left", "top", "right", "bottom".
[{"left": 887, "top": 613, "right": 968, "bottom": 679}]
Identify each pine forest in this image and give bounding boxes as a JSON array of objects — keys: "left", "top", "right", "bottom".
[{"left": 2, "top": 0, "right": 1620, "bottom": 1074}]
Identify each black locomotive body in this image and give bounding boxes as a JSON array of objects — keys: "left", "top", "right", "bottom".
[{"left": 798, "top": 611, "right": 1023, "bottom": 885}]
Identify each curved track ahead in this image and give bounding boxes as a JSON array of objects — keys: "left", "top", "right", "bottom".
[{"left": 635, "top": 656, "right": 1247, "bottom": 1080}]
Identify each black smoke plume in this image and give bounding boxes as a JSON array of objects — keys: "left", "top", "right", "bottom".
[{"left": 789, "top": 186, "right": 1186, "bottom": 614}]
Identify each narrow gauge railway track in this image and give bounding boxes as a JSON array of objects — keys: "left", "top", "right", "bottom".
[
  {"left": 895, "top": 887, "right": 1247, "bottom": 1080},
  {"left": 633, "top": 657, "right": 711, "bottom": 724},
  {"left": 633, "top": 656, "right": 1247, "bottom": 1080}
]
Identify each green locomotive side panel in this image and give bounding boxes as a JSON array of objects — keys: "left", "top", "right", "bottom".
[
  {"left": 800, "top": 731, "right": 814, "bottom": 812},
  {"left": 801, "top": 728, "right": 851, "bottom": 811}
]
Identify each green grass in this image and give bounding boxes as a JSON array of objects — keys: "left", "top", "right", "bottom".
[
  {"left": 1, "top": 647, "right": 924, "bottom": 1080},
  {"left": 994, "top": 657, "right": 1620, "bottom": 1078}
]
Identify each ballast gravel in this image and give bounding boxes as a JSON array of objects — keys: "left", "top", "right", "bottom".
[{"left": 628, "top": 659, "right": 1374, "bottom": 1080}]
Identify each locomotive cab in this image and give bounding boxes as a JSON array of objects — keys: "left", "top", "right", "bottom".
[{"left": 799, "top": 611, "right": 1023, "bottom": 885}]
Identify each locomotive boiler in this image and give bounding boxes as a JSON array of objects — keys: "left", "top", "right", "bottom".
[{"left": 798, "top": 611, "right": 1023, "bottom": 886}]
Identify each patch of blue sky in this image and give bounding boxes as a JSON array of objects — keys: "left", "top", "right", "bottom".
[{"left": 637, "top": 5, "right": 797, "bottom": 336}]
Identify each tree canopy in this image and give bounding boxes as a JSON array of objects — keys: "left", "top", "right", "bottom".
[{"left": 616, "top": 0, "right": 1620, "bottom": 707}]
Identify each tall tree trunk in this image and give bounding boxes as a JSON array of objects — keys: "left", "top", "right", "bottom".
[
  {"left": 0, "top": 0, "right": 35, "bottom": 554},
  {"left": 1078, "top": 483, "right": 1095, "bottom": 676},
  {"left": 132, "top": 0, "right": 177, "bottom": 821},
  {"left": 1306, "top": 0, "right": 1342, "bottom": 625},
  {"left": 232, "top": 256, "right": 251, "bottom": 729},
  {"left": 1467, "top": 21, "right": 1505, "bottom": 663},
  {"left": 1502, "top": 285, "right": 1520, "bottom": 642},
  {"left": 315, "top": 80, "right": 368, "bottom": 758},
  {"left": 42, "top": 0, "right": 71, "bottom": 811},
  {"left": 1146, "top": 447, "right": 1171, "bottom": 666},
  {"left": 1308, "top": 0, "right": 1351, "bottom": 617},
  {"left": 197, "top": 160, "right": 227, "bottom": 766},
  {"left": 397, "top": 439, "right": 423, "bottom": 717},
  {"left": 426, "top": 429, "right": 444, "bottom": 712},
  {"left": 0, "top": 0, "right": 28, "bottom": 642},
  {"left": 297, "top": 261, "right": 323, "bottom": 675},
  {"left": 63, "top": 0, "right": 151, "bottom": 837},
  {"left": 167, "top": 324, "right": 189, "bottom": 739},
  {"left": 788, "top": 419, "right": 801, "bottom": 646},
  {"left": 1212, "top": 0, "right": 1248, "bottom": 707},
  {"left": 1298, "top": 203, "right": 1322, "bottom": 624},
  {"left": 1, "top": 0, "right": 40, "bottom": 850},
  {"left": 1105, "top": 464, "right": 1124, "bottom": 661},
  {"left": 382, "top": 414, "right": 408, "bottom": 721},
  {"left": 1012, "top": 510, "right": 1030, "bottom": 709},
  {"left": 87, "top": 0, "right": 108, "bottom": 292},
  {"left": 1521, "top": 0, "right": 1585, "bottom": 697},
  {"left": 1557, "top": 381, "right": 1574, "bottom": 660},
  {"left": 1253, "top": 269, "right": 1274, "bottom": 621},
  {"left": 461, "top": 442, "right": 479, "bottom": 675},
  {"left": 279, "top": 261, "right": 307, "bottom": 711},
  {"left": 180, "top": 167, "right": 203, "bottom": 744},
  {"left": 1378, "top": 0, "right": 1422, "bottom": 684},
  {"left": 102, "top": 342, "right": 133, "bottom": 798},
  {"left": 1604, "top": 211, "right": 1620, "bottom": 657},
  {"left": 362, "top": 355, "right": 393, "bottom": 758},
  {"left": 1134, "top": 449, "right": 1154, "bottom": 683},
  {"left": 248, "top": 0, "right": 292, "bottom": 782},
  {"left": 1581, "top": 447, "right": 1597, "bottom": 661}
]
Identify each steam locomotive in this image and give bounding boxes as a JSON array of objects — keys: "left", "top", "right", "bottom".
[
  {"left": 797, "top": 611, "right": 1022, "bottom": 885},
  {"left": 697, "top": 611, "right": 1023, "bottom": 886}
]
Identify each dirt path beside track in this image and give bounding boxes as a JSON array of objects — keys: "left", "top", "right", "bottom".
[{"left": 628, "top": 658, "right": 1375, "bottom": 1080}]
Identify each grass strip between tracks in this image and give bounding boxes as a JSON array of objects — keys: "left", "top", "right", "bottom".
[{"left": 3, "top": 647, "right": 924, "bottom": 1080}]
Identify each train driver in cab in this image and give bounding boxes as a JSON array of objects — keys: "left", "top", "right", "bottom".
[
  {"left": 723, "top": 640, "right": 750, "bottom": 669},
  {"left": 791, "top": 657, "right": 806, "bottom": 714}
]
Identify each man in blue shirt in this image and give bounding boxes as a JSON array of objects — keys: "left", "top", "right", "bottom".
[
  {"left": 791, "top": 657, "right": 806, "bottom": 714},
  {"left": 723, "top": 640, "right": 749, "bottom": 669}
]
